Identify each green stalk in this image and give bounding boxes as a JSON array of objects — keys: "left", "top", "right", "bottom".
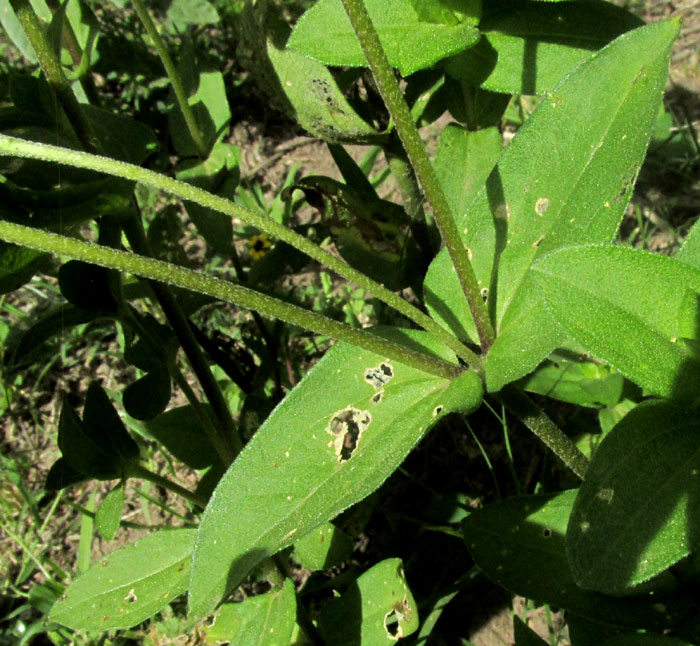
[
  {"left": 0, "top": 219, "right": 462, "bottom": 380},
  {"left": 9, "top": 0, "right": 100, "bottom": 153},
  {"left": 130, "top": 0, "right": 208, "bottom": 158},
  {"left": 340, "top": 0, "right": 495, "bottom": 352},
  {"left": 0, "top": 133, "right": 481, "bottom": 370},
  {"left": 499, "top": 386, "right": 589, "bottom": 480},
  {"left": 129, "top": 464, "right": 207, "bottom": 509}
]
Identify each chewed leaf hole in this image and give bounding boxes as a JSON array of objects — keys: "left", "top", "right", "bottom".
[
  {"left": 123, "top": 589, "right": 138, "bottom": 604},
  {"left": 372, "top": 390, "right": 384, "bottom": 404},
  {"left": 384, "top": 599, "right": 411, "bottom": 640},
  {"left": 365, "top": 362, "right": 394, "bottom": 389},
  {"left": 542, "top": 528, "right": 552, "bottom": 538},
  {"left": 432, "top": 405, "right": 443, "bottom": 418},
  {"left": 327, "top": 407, "right": 371, "bottom": 462}
]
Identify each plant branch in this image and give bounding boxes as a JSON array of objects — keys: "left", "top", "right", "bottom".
[
  {"left": 129, "top": 464, "right": 207, "bottom": 509},
  {"left": 0, "top": 219, "right": 462, "bottom": 381},
  {"left": 340, "top": 0, "right": 495, "bottom": 352},
  {"left": 0, "top": 133, "right": 481, "bottom": 370},
  {"left": 130, "top": 0, "right": 208, "bottom": 158},
  {"left": 499, "top": 386, "right": 589, "bottom": 480},
  {"left": 118, "top": 211, "right": 241, "bottom": 459}
]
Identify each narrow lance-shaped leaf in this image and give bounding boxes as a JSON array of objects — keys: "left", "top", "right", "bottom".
[
  {"left": 287, "top": 0, "right": 480, "bottom": 76},
  {"left": 189, "top": 332, "right": 483, "bottom": 618},
  {"left": 50, "top": 529, "right": 197, "bottom": 631},
  {"left": 532, "top": 245, "right": 700, "bottom": 404},
  {"left": 567, "top": 401, "right": 700, "bottom": 593}
]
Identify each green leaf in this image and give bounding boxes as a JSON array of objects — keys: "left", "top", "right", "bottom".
[
  {"left": 445, "top": 0, "right": 643, "bottom": 94},
  {"left": 267, "top": 44, "right": 381, "bottom": 144},
  {"left": 58, "top": 260, "right": 120, "bottom": 313},
  {"left": 426, "top": 20, "right": 678, "bottom": 389},
  {"left": 0, "top": 242, "right": 48, "bottom": 294},
  {"left": 49, "top": 529, "right": 196, "bottom": 631},
  {"left": 203, "top": 579, "right": 296, "bottom": 646},
  {"left": 58, "top": 399, "right": 124, "bottom": 481},
  {"left": 318, "top": 558, "right": 419, "bottom": 644},
  {"left": 189, "top": 333, "right": 482, "bottom": 618},
  {"left": 0, "top": 2, "right": 37, "bottom": 62},
  {"left": 424, "top": 125, "right": 502, "bottom": 343},
  {"left": 168, "top": 41, "right": 230, "bottom": 156},
  {"left": 44, "top": 457, "right": 86, "bottom": 491},
  {"left": 532, "top": 245, "right": 700, "bottom": 404},
  {"left": 166, "top": 0, "right": 219, "bottom": 31},
  {"left": 566, "top": 401, "right": 700, "bottom": 594},
  {"left": 291, "top": 522, "right": 353, "bottom": 571},
  {"left": 83, "top": 105, "right": 156, "bottom": 165},
  {"left": 141, "top": 405, "right": 219, "bottom": 470},
  {"left": 411, "top": 0, "right": 481, "bottom": 26},
  {"left": 176, "top": 142, "right": 239, "bottom": 256},
  {"left": 95, "top": 483, "right": 124, "bottom": 541},
  {"left": 287, "top": 0, "right": 480, "bottom": 76},
  {"left": 520, "top": 352, "right": 625, "bottom": 408},
  {"left": 462, "top": 491, "right": 686, "bottom": 629},
  {"left": 122, "top": 366, "right": 172, "bottom": 421}
]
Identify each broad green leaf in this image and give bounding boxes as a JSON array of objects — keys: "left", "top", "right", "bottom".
[
  {"left": 291, "top": 522, "right": 353, "bottom": 570},
  {"left": 267, "top": 44, "right": 381, "bottom": 144},
  {"left": 425, "top": 20, "right": 677, "bottom": 389},
  {"left": 122, "top": 366, "right": 171, "bottom": 421},
  {"left": 462, "top": 491, "right": 686, "bottom": 629},
  {"left": 287, "top": 0, "right": 480, "bottom": 76},
  {"left": 44, "top": 457, "right": 86, "bottom": 491},
  {"left": 567, "top": 401, "right": 700, "bottom": 594},
  {"left": 319, "top": 558, "right": 419, "bottom": 644},
  {"left": 424, "top": 125, "right": 502, "bottom": 343},
  {"left": 168, "top": 41, "right": 230, "bottom": 156},
  {"left": 0, "top": 242, "right": 47, "bottom": 293},
  {"left": 50, "top": 529, "right": 196, "bottom": 631},
  {"left": 203, "top": 579, "right": 296, "bottom": 646},
  {"left": 532, "top": 245, "right": 700, "bottom": 404},
  {"left": 95, "top": 483, "right": 124, "bottom": 541},
  {"left": 140, "top": 405, "right": 219, "bottom": 470},
  {"left": 411, "top": 0, "right": 481, "bottom": 25},
  {"left": 520, "top": 352, "right": 625, "bottom": 408},
  {"left": 166, "top": 0, "right": 219, "bottom": 31},
  {"left": 58, "top": 260, "right": 120, "bottom": 313},
  {"left": 83, "top": 105, "right": 156, "bottom": 165},
  {"left": 189, "top": 334, "right": 482, "bottom": 618},
  {"left": 445, "top": 0, "right": 643, "bottom": 94}
]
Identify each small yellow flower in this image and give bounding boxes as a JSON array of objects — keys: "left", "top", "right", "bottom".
[{"left": 248, "top": 233, "right": 271, "bottom": 260}]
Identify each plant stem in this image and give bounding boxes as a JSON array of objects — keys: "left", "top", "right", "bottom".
[
  {"left": 0, "top": 219, "right": 462, "bottom": 381},
  {"left": 340, "top": 0, "right": 495, "bottom": 352},
  {"left": 119, "top": 212, "right": 241, "bottom": 459},
  {"left": 9, "top": 0, "right": 100, "bottom": 153},
  {"left": 0, "top": 133, "right": 481, "bottom": 369},
  {"left": 130, "top": 464, "right": 207, "bottom": 509},
  {"left": 499, "top": 386, "right": 589, "bottom": 480},
  {"left": 131, "top": 0, "right": 208, "bottom": 158}
]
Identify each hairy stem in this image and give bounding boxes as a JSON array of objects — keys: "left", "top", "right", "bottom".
[
  {"left": 0, "top": 133, "right": 481, "bottom": 370},
  {"left": 131, "top": 0, "right": 208, "bottom": 158},
  {"left": 0, "top": 220, "right": 463, "bottom": 380},
  {"left": 340, "top": 0, "right": 495, "bottom": 352}
]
